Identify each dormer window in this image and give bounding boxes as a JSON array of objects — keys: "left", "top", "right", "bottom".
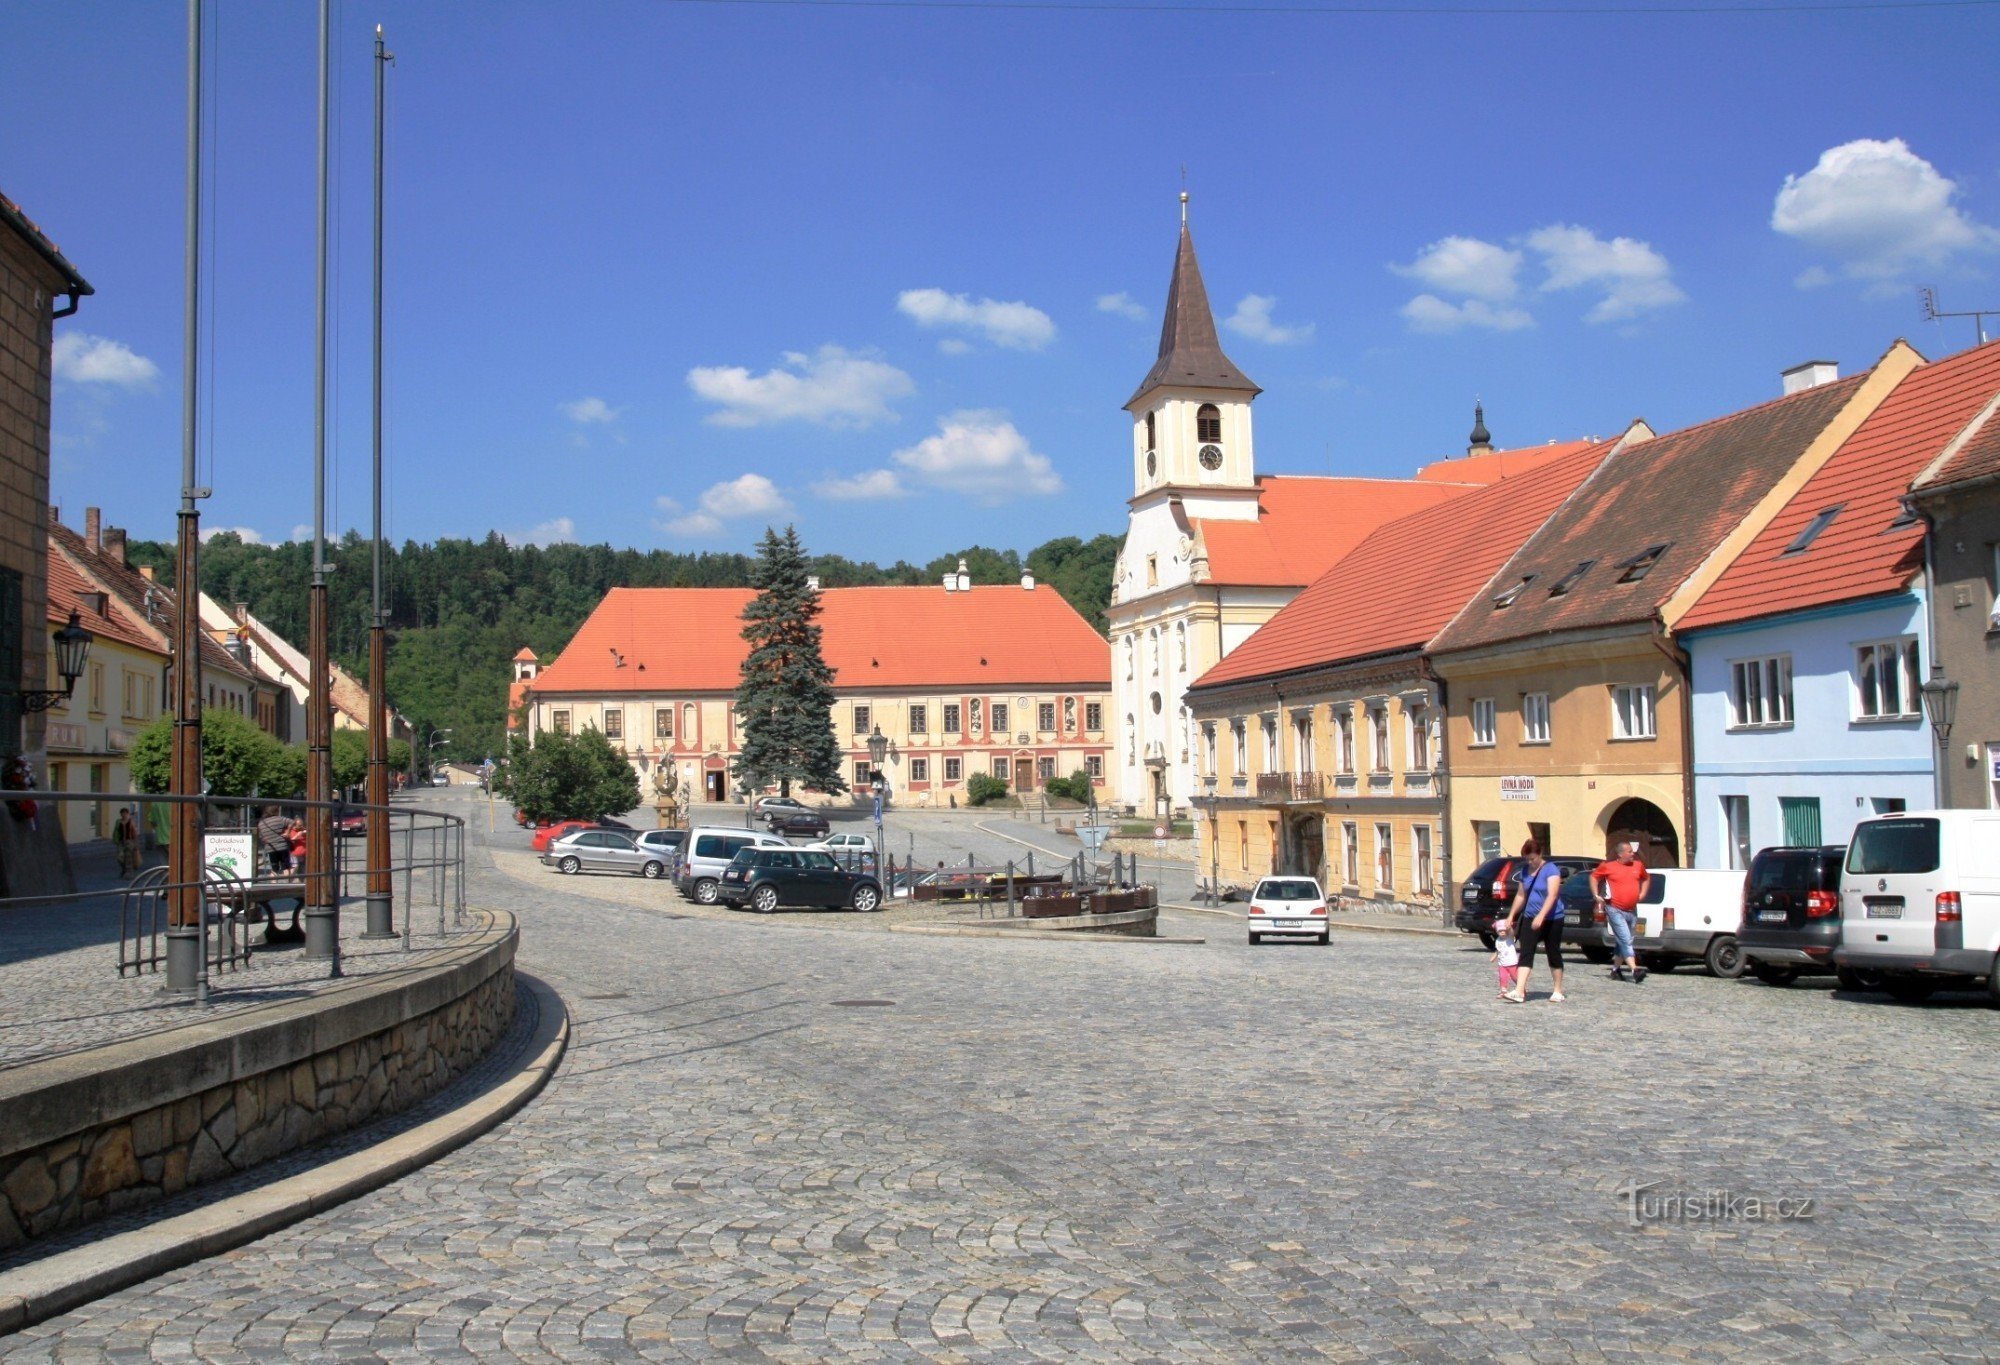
[
  {"left": 1617, "top": 543, "right": 1670, "bottom": 583},
  {"left": 1196, "top": 404, "right": 1221, "bottom": 443},
  {"left": 1548, "top": 561, "right": 1595, "bottom": 598},
  {"left": 1493, "top": 574, "right": 1538, "bottom": 608}
]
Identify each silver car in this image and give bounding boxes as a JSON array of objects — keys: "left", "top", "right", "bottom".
[{"left": 541, "top": 829, "right": 668, "bottom": 879}]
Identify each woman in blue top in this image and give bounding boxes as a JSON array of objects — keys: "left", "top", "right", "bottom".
[{"left": 1501, "top": 839, "right": 1566, "bottom": 1004}]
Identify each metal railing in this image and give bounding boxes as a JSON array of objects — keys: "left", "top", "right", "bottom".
[{"left": 1254, "top": 772, "right": 1330, "bottom": 802}]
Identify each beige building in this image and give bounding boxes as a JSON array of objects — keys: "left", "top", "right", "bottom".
[{"left": 516, "top": 579, "right": 1112, "bottom": 807}]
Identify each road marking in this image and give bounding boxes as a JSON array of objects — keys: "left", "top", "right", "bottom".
[{"left": 972, "top": 821, "right": 1075, "bottom": 860}]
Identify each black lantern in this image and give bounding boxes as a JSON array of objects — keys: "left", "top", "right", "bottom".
[
  {"left": 23, "top": 610, "right": 93, "bottom": 713},
  {"left": 867, "top": 724, "right": 888, "bottom": 774},
  {"left": 1920, "top": 674, "right": 1959, "bottom": 743}
]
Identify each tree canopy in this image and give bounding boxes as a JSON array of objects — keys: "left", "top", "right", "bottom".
[
  {"left": 734, "top": 527, "right": 846, "bottom": 798},
  {"left": 493, "top": 725, "right": 640, "bottom": 823}
]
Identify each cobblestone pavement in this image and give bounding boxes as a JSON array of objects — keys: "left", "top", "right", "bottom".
[{"left": 9, "top": 787, "right": 2000, "bottom": 1359}]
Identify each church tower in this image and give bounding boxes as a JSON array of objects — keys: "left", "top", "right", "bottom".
[{"left": 1124, "top": 193, "right": 1261, "bottom": 517}]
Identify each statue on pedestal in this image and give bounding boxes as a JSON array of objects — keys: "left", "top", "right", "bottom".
[{"left": 652, "top": 760, "right": 682, "bottom": 829}]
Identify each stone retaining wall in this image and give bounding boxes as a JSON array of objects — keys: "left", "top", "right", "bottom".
[{"left": 0, "top": 912, "right": 517, "bottom": 1250}]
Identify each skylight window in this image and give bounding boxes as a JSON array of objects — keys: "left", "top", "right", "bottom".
[
  {"left": 1493, "top": 574, "right": 1538, "bottom": 609},
  {"left": 1548, "top": 560, "right": 1596, "bottom": 598},
  {"left": 1616, "top": 544, "right": 1670, "bottom": 583},
  {"left": 1783, "top": 505, "right": 1843, "bottom": 556},
  {"left": 1885, "top": 503, "right": 1921, "bottom": 532}
]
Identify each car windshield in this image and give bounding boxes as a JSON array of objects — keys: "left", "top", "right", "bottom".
[
  {"left": 1847, "top": 819, "right": 1941, "bottom": 875},
  {"left": 1750, "top": 852, "right": 1816, "bottom": 892},
  {"left": 1254, "top": 879, "right": 1319, "bottom": 900}
]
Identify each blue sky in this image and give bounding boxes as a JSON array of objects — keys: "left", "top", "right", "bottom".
[{"left": 6, "top": 0, "right": 1998, "bottom": 561}]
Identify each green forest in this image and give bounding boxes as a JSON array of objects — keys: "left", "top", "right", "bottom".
[{"left": 124, "top": 529, "right": 1121, "bottom": 767}]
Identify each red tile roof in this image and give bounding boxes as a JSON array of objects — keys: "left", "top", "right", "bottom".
[
  {"left": 48, "top": 519, "right": 259, "bottom": 686},
  {"left": 1197, "top": 476, "right": 1480, "bottom": 588},
  {"left": 513, "top": 648, "right": 539, "bottom": 662},
  {"left": 1431, "top": 372, "right": 1873, "bottom": 656},
  {"left": 530, "top": 585, "right": 1110, "bottom": 695},
  {"left": 1193, "top": 439, "right": 1621, "bottom": 690},
  {"left": 1413, "top": 440, "right": 1601, "bottom": 485},
  {"left": 1912, "top": 340, "right": 2000, "bottom": 493},
  {"left": 1680, "top": 339, "right": 2000, "bottom": 633},
  {"left": 46, "top": 545, "right": 167, "bottom": 657}
]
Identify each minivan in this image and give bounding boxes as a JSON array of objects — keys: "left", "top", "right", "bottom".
[
  {"left": 676, "top": 825, "right": 791, "bottom": 904},
  {"left": 1602, "top": 867, "right": 1748, "bottom": 976},
  {"left": 1737, "top": 846, "right": 1847, "bottom": 986},
  {"left": 1834, "top": 810, "right": 2000, "bottom": 1004}
]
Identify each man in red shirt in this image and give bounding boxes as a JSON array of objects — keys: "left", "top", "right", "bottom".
[{"left": 1592, "top": 842, "right": 1650, "bottom": 982}]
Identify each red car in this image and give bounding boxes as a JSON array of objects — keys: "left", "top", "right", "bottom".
[{"left": 531, "top": 819, "right": 596, "bottom": 853}]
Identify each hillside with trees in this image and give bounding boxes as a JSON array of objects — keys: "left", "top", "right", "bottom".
[{"left": 124, "top": 529, "right": 1120, "bottom": 768}]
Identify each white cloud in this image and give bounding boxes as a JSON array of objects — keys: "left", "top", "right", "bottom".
[
  {"left": 662, "top": 512, "right": 723, "bottom": 538},
  {"left": 1097, "top": 291, "right": 1148, "bottom": 321},
  {"left": 687, "top": 345, "right": 913, "bottom": 428},
  {"left": 1773, "top": 137, "right": 2000, "bottom": 284},
  {"left": 1392, "top": 236, "right": 1524, "bottom": 302},
  {"left": 937, "top": 338, "right": 973, "bottom": 356},
  {"left": 202, "top": 526, "right": 266, "bottom": 545},
  {"left": 1224, "top": 294, "right": 1315, "bottom": 345},
  {"left": 697, "top": 472, "right": 789, "bottom": 519},
  {"left": 811, "top": 469, "right": 909, "bottom": 502},
  {"left": 560, "top": 396, "right": 620, "bottom": 424},
  {"left": 896, "top": 288, "right": 1057, "bottom": 351},
  {"left": 1525, "top": 224, "right": 1686, "bottom": 323},
  {"left": 890, "top": 410, "right": 1061, "bottom": 504},
  {"left": 517, "top": 517, "right": 575, "bottom": 547},
  {"left": 1400, "top": 295, "right": 1535, "bottom": 334},
  {"left": 52, "top": 333, "right": 159, "bottom": 387},
  {"left": 290, "top": 524, "right": 312, "bottom": 542}
]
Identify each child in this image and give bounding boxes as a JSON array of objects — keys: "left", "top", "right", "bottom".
[{"left": 1493, "top": 922, "right": 1521, "bottom": 998}]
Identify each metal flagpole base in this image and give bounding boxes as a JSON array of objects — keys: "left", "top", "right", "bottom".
[
  {"left": 303, "top": 906, "right": 339, "bottom": 960},
  {"left": 361, "top": 892, "right": 395, "bottom": 939},
  {"left": 164, "top": 926, "right": 203, "bottom": 995}
]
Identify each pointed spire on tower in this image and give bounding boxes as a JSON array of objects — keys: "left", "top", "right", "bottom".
[
  {"left": 1467, "top": 400, "right": 1493, "bottom": 456},
  {"left": 1126, "top": 193, "right": 1261, "bottom": 409}
]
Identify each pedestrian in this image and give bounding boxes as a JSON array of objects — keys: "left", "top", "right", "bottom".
[
  {"left": 1592, "top": 840, "right": 1651, "bottom": 983},
  {"left": 255, "top": 804, "right": 293, "bottom": 875},
  {"left": 1501, "top": 839, "right": 1565, "bottom": 1004},
  {"left": 113, "top": 806, "right": 141, "bottom": 877},
  {"left": 1492, "top": 918, "right": 1521, "bottom": 998}
]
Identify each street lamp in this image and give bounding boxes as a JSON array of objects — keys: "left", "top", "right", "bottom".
[
  {"left": 1921, "top": 672, "right": 1959, "bottom": 806},
  {"left": 1202, "top": 772, "right": 1220, "bottom": 905},
  {"left": 867, "top": 726, "right": 889, "bottom": 875},
  {"left": 22, "top": 610, "right": 93, "bottom": 712}
]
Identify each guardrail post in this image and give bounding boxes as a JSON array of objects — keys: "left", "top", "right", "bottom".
[{"left": 1007, "top": 860, "right": 1017, "bottom": 918}]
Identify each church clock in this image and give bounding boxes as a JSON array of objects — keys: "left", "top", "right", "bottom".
[{"left": 1198, "top": 444, "right": 1224, "bottom": 471}]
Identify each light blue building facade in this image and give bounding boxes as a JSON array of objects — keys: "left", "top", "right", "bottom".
[{"left": 1686, "top": 590, "right": 1936, "bottom": 869}]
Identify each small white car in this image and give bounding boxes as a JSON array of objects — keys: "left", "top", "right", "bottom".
[
  {"left": 809, "top": 832, "right": 876, "bottom": 855},
  {"left": 1247, "top": 876, "right": 1330, "bottom": 945}
]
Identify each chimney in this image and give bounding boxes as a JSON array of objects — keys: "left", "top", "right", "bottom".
[
  {"left": 805, "top": 574, "right": 820, "bottom": 592},
  {"left": 942, "top": 571, "right": 957, "bottom": 592},
  {"left": 1781, "top": 360, "right": 1839, "bottom": 395},
  {"left": 233, "top": 601, "right": 250, "bottom": 623},
  {"left": 956, "top": 558, "right": 971, "bottom": 593},
  {"left": 84, "top": 506, "right": 101, "bottom": 549},
  {"left": 139, "top": 565, "right": 156, "bottom": 582},
  {"left": 48, "top": 505, "right": 59, "bottom": 524},
  {"left": 1021, "top": 571, "right": 1036, "bottom": 590},
  {"left": 104, "top": 527, "right": 128, "bottom": 566}
]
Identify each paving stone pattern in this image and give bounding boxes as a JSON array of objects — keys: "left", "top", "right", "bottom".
[{"left": 8, "top": 789, "right": 2000, "bottom": 1358}]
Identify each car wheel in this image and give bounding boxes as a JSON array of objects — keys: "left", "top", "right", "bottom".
[
  {"left": 851, "top": 884, "right": 881, "bottom": 913},
  {"left": 558, "top": 856, "right": 581, "bottom": 875},
  {"left": 694, "top": 878, "right": 719, "bottom": 905},
  {"left": 1835, "top": 966, "right": 1882, "bottom": 993},
  {"left": 1705, "top": 935, "right": 1745, "bottom": 979},
  {"left": 1988, "top": 956, "right": 2000, "bottom": 1010},
  {"left": 1884, "top": 977, "right": 1935, "bottom": 1003},
  {"left": 1752, "top": 963, "right": 1799, "bottom": 986},
  {"left": 641, "top": 861, "right": 664, "bottom": 880},
  {"left": 1478, "top": 932, "right": 1496, "bottom": 951},
  {"left": 1317, "top": 932, "right": 1330, "bottom": 946},
  {"left": 752, "top": 885, "right": 780, "bottom": 914},
  {"left": 1248, "top": 932, "right": 1261, "bottom": 945}
]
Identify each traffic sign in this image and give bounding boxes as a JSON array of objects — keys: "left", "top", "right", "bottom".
[{"left": 1077, "top": 823, "right": 1113, "bottom": 855}]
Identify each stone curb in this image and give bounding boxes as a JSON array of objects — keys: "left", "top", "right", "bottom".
[
  {"left": 889, "top": 923, "right": 1206, "bottom": 944},
  {"left": 1163, "top": 902, "right": 1460, "bottom": 937},
  {"left": 0, "top": 973, "right": 570, "bottom": 1336}
]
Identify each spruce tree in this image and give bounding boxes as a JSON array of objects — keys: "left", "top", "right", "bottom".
[{"left": 734, "top": 526, "right": 847, "bottom": 798}]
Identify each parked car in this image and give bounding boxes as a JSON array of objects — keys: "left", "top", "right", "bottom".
[
  {"left": 765, "top": 809, "right": 831, "bottom": 839},
  {"left": 675, "top": 825, "right": 792, "bottom": 904},
  {"left": 531, "top": 819, "right": 596, "bottom": 853},
  {"left": 1737, "top": 845, "right": 1848, "bottom": 986},
  {"left": 333, "top": 810, "right": 368, "bottom": 838},
  {"left": 812, "top": 832, "right": 875, "bottom": 855},
  {"left": 597, "top": 816, "right": 635, "bottom": 831},
  {"left": 1834, "top": 809, "right": 2000, "bottom": 1003},
  {"left": 1601, "top": 867, "right": 1749, "bottom": 976},
  {"left": 430, "top": 772, "right": 450, "bottom": 787},
  {"left": 753, "top": 795, "right": 811, "bottom": 819},
  {"left": 717, "top": 846, "right": 884, "bottom": 913},
  {"left": 1455, "top": 855, "right": 1597, "bottom": 948},
  {"left": 636, "top": 829, "right": 688, "bottom": 864},
  {"left": 541, "top": 828, "right": 668, "bottom": 878},
  {"left": 1246, "top": 876, "right": 1329, "bottom": 945}
]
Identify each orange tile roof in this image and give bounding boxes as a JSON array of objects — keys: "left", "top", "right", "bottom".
[
  {"left": 48, "top": 519, "right": 259, "bottom": 686},
  {"left": 530, "top": 584, "right": 1111, "bottom": 695},
  {"left": 1679, "top": 339, "right": 2000, "bottom": 633},
  {"left": 513, "top": 647, "right": 539, "bottom": 662},
  {"left": 1413, "top": 440, "right": 1600, "bottom": 485},
  {"left": 1912, "top": 340, "right": 2000, "bottom": 494},
  {"left": 1197, "top": 476, "right": 1480, "bottom": 588},
  {"left": 46, "top": 545, "right": 167, "bottom": 657},
  {"left": 1194, "top": 439, "right": 1621, "bottom": 690}
]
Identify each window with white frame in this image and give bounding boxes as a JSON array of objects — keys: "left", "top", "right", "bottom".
[
  {"left": 655, "top": 707, "right": 673, "bottom": 740},
  {"left": 1375, "top": 823, "right": 1394, "bottom": 890},
  {"left": 909, "top": 703, "right": 928, "bottom": 734},
  {"left": 992, "top": 702, "right": 1009, "bottom": 734},
  {"left": 1407, "top": 705, "right": 1430, "bottom": 770},
  {"left": 1085, "top": 701, "right": 1102, "bottom": 731},
  {"left": 1038, "top": 756, "right": 1056, "bottom": 781},
  {"left": 993, "top": 756, "right": 1010, "bottom": 779},
  {"left": 1522, "top": 693, "right": 1551, "bottom": 745},
  {"left": 1612, "top": 684, "right": 1657, "bottom": 740},
  {"left": 855, "top": 761, "right": 872, "bottom": 788},
  {"left": 1293, "top": 714, "right": 1315, "bottom": 773},
  {"left": 603, "top": 707, "right": 623, "bottom": 740},
  {"left": 907, "top": 757, "right": 929, "bottom": 782},
  {"left": 853, "top": 703, "right": 871, "bottom": 735},
  {"left": 943, "top": 703, "right": 961, "bottom": 734},
  {"left": 1370, "top": 706, "right": 1390, "bottom": 772},
  {"left": 1343, "top": 822, "right": 1359, "bottom": 885},
  {"left": 1729, "top": 655, "right": 1794, "bottom": 729},
  {"left": 1336, "top": 709, "right": 1355, "bottom": 774},
  {"left": 1471, "top": 697, "right": 1497, "bottom": 747},
  {"left": 1231, "top": 719, "right": 1247, "bottom": 774},
  {"left": 1414, "top": 825, "right": 1434, "bottom": 895},
  {"left": 1085, "top": 754, "right": 1103, "bottom": 780},
  {"left": 1262, "top": 717, "right": 1280, "bottom": 772},
  {"left": 1854, "top": 638, "right": 1921, "bottom": 719},
  {"left": 944, "top": 756, "right": 962, "bottom": 782},
  {"left": 552, "top": 709, "right": 571, "bottom": 735}
]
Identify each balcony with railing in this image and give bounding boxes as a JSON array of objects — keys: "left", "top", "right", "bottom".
[{"left": 1254, "top": 772, "right": 1330, "bottom": 803}]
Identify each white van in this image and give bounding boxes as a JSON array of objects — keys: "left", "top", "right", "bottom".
[
  {"left": 1601, "top": 867, "right": 1749, "bottom": 976},
  {"left": 1834, "top": 810, "right": 2000, "bottom": 1003},
  {"left": 676, "top": 825, "right": 790, "bottom": 904}
]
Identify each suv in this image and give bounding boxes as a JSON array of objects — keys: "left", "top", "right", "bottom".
[
  {"left": 676, "top": 825, "right": 791, "bottom": 904},
  {"left": 1737, "top": 846, "right": 1846, "bottom": 986},
  {"left": 765, "top": 809, "right": 831, "bottom": 839},
  {"left": 1834, "top": 810, "right": 2000, "bottom": 1004},
  {"left": 718, "top": 846, "right": 883, "bottom": 913},
  {"left": 1455, "top": 855, "right": 1597, "bottom": 949}
]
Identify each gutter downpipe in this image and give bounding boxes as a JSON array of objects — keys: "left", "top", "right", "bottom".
[
  {"left": 1649, "top": 619, "right": 1697, "bottom": 868},
  {"left": 1909, "top": 496, "right": 1947, "bottom": 808}
]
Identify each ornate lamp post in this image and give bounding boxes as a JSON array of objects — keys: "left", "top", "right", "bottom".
[
  {"left": 1921, "top": 672, "right": 1959, "bottom": 807},
  {"left": 868, "top": 726, "right": 889, "bottom": 872},
  {"left": 21, "top": 612, "right": 93, "bottom": 712}
]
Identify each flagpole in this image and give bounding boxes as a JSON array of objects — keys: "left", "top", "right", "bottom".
[
  {"left": 362, "top": 23, "right": 396, "bottom": 939},
  {"left": 303, "top": 0, "right": 338, "bottom": 974}
]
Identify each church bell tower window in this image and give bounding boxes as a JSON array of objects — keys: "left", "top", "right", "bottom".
[{"left": 1196, "top": 404, "right": 1221, "bottom": 443}]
